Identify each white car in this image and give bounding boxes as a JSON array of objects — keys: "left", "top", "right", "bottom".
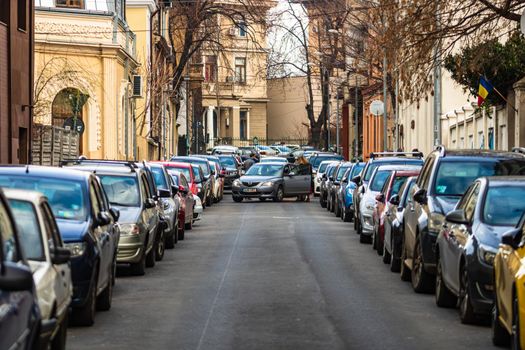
[
  {"left": 193, "top": 194, "right": 203, "bottom": 221},
  {"left": 260, "top": 157, "right": 288, "bottom": 164},
  {"left": 212, "top": 145, "right": 239, "bottom": 155},
  {"left": 5, "top": 189, "right": 72, "bottom": 349},
  {"left": 314, "top": 160, "right": 339, "bottom": 196}
]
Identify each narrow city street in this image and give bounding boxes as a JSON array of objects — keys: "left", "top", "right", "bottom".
[{"left": 68, "top": 196, "right": 494, "bottom": 350}]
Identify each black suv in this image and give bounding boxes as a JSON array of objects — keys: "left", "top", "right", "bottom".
[{"left": 402, "top": 147, "right": 525, "bottom": 293}]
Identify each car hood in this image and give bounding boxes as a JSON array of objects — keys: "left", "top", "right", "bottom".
[
  {"left": 239, "top": 176, "right": 279, "bottom": 183},
  {"left": 57, "top": 219, "right": 90, "bottom": 243},
  {"left": 476, "top": 223, "right": 513, "bottom": 249},
  {"left": 432, "top": 196, "right": 460, "bottom": 215},
  {"left": 115, "top": 206, "right": 142, "bottom": 224}
]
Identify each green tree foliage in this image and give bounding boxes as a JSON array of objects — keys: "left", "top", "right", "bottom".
[{"left": 444, "top": 31, "right": 525, "bottom": 106}]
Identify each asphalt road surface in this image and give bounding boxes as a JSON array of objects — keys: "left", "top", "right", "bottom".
[{"left": 69, "top": 196, "right": 495, "bottom": 350}]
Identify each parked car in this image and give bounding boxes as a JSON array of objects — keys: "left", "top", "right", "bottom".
[
  {"left": 64, "top": 161, "right": 161, "bottom": 276},
  {"left": 217, "top": 155, "right": 242, "bottom": 189},
  {"left": 158, "top": 161, "right": 199, "bottom": 197},
  {"left": 492, "top": 212, "right": 525, "bottom": 349},
  {"left": 309, "top": 153, "right": 344, "bottom": 173},
  {"left": 373, "top": 169, "right": 420, "bottom": 259},
  {"left": 195, "top": 155, "right": 225, "bottom": 202},
  {"left": 403, "top": 147, "right": 525, "bottom": 293},
  {"left": 314, "top": 160, "right": 339, "bottom": 196},
  {"left": 5, "top": 189, "right": 72, "bottom": 349},
  {"left": 319, "top": 163, "right": 340, "bottom": 208},
  {"left": 254, "top": 145, "right": 278, "bottom": 156},
  {"left": 168, "top": 171, "right": 195, "bottom": 236},
  {"left": 0, "top": 187, "right": 41, "bottom": 350},
  {"left": 149, "top": 163, "right": 181, "bottom": 248},
  {"left": 337, "top": 162, "right": 365, "bottom": 222},
  {"left": 352, "top": 152, "right": 424, "bottom": 232},
  {"left": 382, "top": 176, "right": 417, "bottom": 273},
  {"left": 435, "top": 177, "right": 525, "bottom": 324},
  {"left": 0, "top": 166, "right": 119, "bottom": 326},
  {"left": 260, "top": 157, "right": 288, "bottom": 164},
  {"left": 212, "top": 145, "right": 239, "bottom": 155},
  {"left": 328, "top": 162, "right": 353, "bottom": 216},
  {"left": 232, "top": 163, "right": 312, "bottom": 202},
  {"left": 171, "top": 156, "right": 215, "bottom": 206}
]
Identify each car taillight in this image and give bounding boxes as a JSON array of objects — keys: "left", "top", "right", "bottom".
[
  {"left": 179, "top": 185, "right": 185, "bottom": 192},
  {"left": 191, "top": 183, "right": 198, "bottom": 195}
]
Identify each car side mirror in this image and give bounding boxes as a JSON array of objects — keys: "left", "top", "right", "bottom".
[
  {"left": 501, "top": 228, "right": 521, "bottom": 249},
  {"left": 96, "top": 212, "right": 111, "bottom": 227},
  {"left": 0, "top": 264, "right": 33, "bottom": 291},
  {"left": 413, "top": 188, "right": 427, "bottom": 204},
  {"left": 178, "top": 185, "right": 188, "bottom": 196},
  {"left": 389, "top": 194, "right": 400, "bottom": 206},
  {"left": 50, "top": 246, "right": 71, "bottom": 265},
  {"left": 322, "top": 174, "right": 327, "bottom": 180},
  {"left": 329, "top": 176, "right": 334, "bottom": 181},
  {"left": 158, "top": 189, "right": 171, "bottom": 198},
  {"left": 144, "top": 198, "right": 156, "bottom": 209},
  {"left": 375, "top": 193, "right": 385, "bottom": 203},
  {"left": 360, "top": 186, "right": 366, "bottom": 194},
  {"left": 445, "top": 209, "right": 468, "bottom": 225},
  {"left": 171, "top": 185, "right": 179, "bottom": 195},
  {"left": 109, "top": 207, "right": 120, "bottom": 221},
  {"left": 351, "top": 175, "right": 361, "bottom": 185}
]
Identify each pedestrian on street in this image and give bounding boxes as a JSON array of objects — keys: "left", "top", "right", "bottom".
[{"left": 243, "top": 153, "right": 257, "bottom": 171}]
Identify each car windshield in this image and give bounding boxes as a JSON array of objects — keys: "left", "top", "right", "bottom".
[
  {"left": 318, "top": 163, "right": 332, "bottom": 173},
  {"left": 219, "top": 156, "right": 237, "bottom": 168},
  {"left": 172, "top": 158, "right": 210, "bottom": 176},
  {"left": 350, "top": 164, "right": 365, "bottom": 178},
  {"left": 151, "top": 167, "right": 168, "bottom": 190},
  {"left": 483, "top": 185, "right": 525, "bottom": 226},
  {"left": 0, "top": 176, "right": 88, "bottom": 221},
  {"left": 310, "top": 156, "right": 344, "bottom": 168},
  {"left": 370, "top": 170, "right": 392, "bottom": 192},
  {"left": 166, "top": 166, "right": 191, "bottom": 181},
  {"left": 336, "top": 165, "right": 352, "bottom": 181},
  {"left": 245, "top": 164, "right": 283, "bottom": 177},
  {"left": 435, "top": 160, "right": 525, "bottom": 196},
  {"left": 364, "top": 159, "right": 423, "bottom": 181},
  {"left": 261, "top": 158, "right": 286, "bottom": 163},
  {"left": 98, "top": 175, "right": 140, "bottom": 207},
  {"left": 192, "top": 166, "right": 203, "bottom": 183},
  {"left": 390, "top": 176, "right": 409, "bottom": 199},
  {"left": 170, "top": 174, "right": 180, "bottom": 186},
  {"left": 327, "top": 165, "right": 337, "bottom": 177},
  {"left": 8, "top": 199, "right": 44, "bottom": 261}
]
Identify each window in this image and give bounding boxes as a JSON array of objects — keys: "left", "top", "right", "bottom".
[
  {"left": 204, "top": 56, "right": 217, "bottom": 82},
  {"left": 55, "top": 0, "right": 84, "bottom": 8},
  {"left": 1, "top": 0, "right": 9, "bottom": 24},
  {"left": 240, "top": 111, "right": 248, "bottom": 140},
  {"left": 99, "top": 175, "right": 141, "bottom": 207},
  {"left": 235, "top": 57, "right": 246, "bottom": 83},
  {"left": 8, "top": 200, "right": 44, "bottom": 261},
  {"left": 17, "top": 0, "right": 26, "bottom": 30},
  {"left": 0, "top": 201, "right": 18, "bottom": 262},
  {"left": 238, "top": 21, "right": 247, "bottom": 37}
]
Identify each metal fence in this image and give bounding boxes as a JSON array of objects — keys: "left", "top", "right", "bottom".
[
  {"left": 214, "top": 137, "right": 309, "bottom": 148},
  {"left": 32, "top": 124, "right": 79, "bottom": 166}
]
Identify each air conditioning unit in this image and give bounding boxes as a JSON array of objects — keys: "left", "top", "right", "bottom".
[
  {"left": 226, "top": 76, "right": 236, "bottom": 83},
  {"left": 132, "top": 75, "right": 143, "bottom": 98},
  {"left": 228, "top": 28, "right": 237, "bottom": 36}
]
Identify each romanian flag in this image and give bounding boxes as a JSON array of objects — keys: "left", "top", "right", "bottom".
[{"left": 478, "top": 76, "right": 494, "bottom": 107}]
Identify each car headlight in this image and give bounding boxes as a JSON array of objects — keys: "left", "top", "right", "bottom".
[
  {"left": 429, "top": 213, "right": 445, "bottom": 232},
  {"left": 260, "top": 181, "right": 274, "bottom": 187},
  {"left": 121, "top": 223, "right": 140, "bottom": 235},
  {"left": 365, "top": 199, "right": 375, "bottom": 211},
  {"left": 478, "top": 244, "right": 497, "bottom": 266},
  {"left": 64, "top": 242, "right": 86, "bottom": 257},
  {"left": 233, "top": 179, "right": 241, "bottom": 187}
]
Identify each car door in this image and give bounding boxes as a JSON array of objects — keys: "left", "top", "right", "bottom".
[
  {"left": 141, "top": 174, "right": 157, "bottom": 250},
  {"left": 41, "top": 201, "right": 71, "bottom": 316},
  {"left": 180, "top": 176, "right": 192, "bottom": 223},
  {"left": 295, "top": 164, "right": 312, "bottom": 195}
]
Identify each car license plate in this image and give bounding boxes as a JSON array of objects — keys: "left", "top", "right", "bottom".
[{"left": 243, "top": 188, "right": 257, "bottom": 193}]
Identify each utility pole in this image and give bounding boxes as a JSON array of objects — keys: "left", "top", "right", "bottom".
[
  {"left": 336, "top": 88, "right": 340, "bottom": 155},
  {"left": 355, "top": 75, "right": 359, "bottom": 160},
  {"left": 185, "top": 75, "right": 190, "bottom": 155},
  {"left": 383, "top": 50, "right": 388, "bottom": 151},
  {"left": 395, "top": 73, "right": 399, "bottom": 151}
]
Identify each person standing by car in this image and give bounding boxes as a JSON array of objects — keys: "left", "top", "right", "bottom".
[{"left": 243, "top": 153, "right": 257, "bottom": 171}]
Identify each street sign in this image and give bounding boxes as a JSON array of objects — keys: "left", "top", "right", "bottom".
[
  {"left": 370, "top": 100, "right": 384, "bottom": 116},
  {"left": 63, "top": 117, "right": 85, "bottom": 134},
  {"left": 253, "top": 136, "right": 259, "bottom": 145}
]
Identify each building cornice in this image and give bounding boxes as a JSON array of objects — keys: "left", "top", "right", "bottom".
[{"left": 126, "top": 0, "right": 156, "bottom": 12}]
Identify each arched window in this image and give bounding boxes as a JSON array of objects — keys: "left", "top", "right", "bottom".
[{"left": 51, "top": 88, "right": 89, "bottom": 128}]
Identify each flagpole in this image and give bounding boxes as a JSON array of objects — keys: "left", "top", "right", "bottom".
[{"left": 491, "top": 87, "right": 518, "bottom": 113}]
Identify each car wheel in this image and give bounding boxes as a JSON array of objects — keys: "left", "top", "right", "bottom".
[
  {"left": 166, "top": 222, "right": 176, "bottom": 249},
  {"left": 400, "top": 237, "right": 411, "bottom": 281},
  {"left": 206, "top": 195, "right": 213, "bottom": 207},
  {"left": 320, "top": 195, "right": 327, "bottom": 208},
  {"left": 330, "top": 197, "right": 335, "bottom": 212},
  {"left": 178, "top": 221, "right": 186, "bottom": 240},
  {"left": 511, "top": 292, "right": 521, "bottom": 350},
  {"left": 273, "top": 186, "right": 284, "bottom": 202},
  {"left": 233, "top": 196, "right": 243, "bottom": 203},
  {"left": 376, "top": 232, "right": 384, "bottom": 257},
  {"left": 372, "top": 227, "right": 377, "bottom": 250},
  {"left": 326, "top": 196, "right": 331, "bottom": 211},
  {"left": 184, "top": 217, "right": 192, "bottom": 231},
  {"left": 459, "top": 266, "right": 477, "bottom": 324},
  {"left": 390, "top": 236, "right": 401, "bottom": 273},
  {"left": 334, "top": 201, "right": 340, "bottom": 217},
  {"left": 71, "top": 267, "right": 97, "bottom": 326},
  {"left": 51, "top": 312, "right": 68, "bottom": 350},
  {"left": 155, "top": 229, "right": 165, "bottom": 262},
  {"left": 146, "top": 242, "right": 156, "bottom": 268},
  {"left": 259, "top": 198, "right": 267, "bottom": 202},
  {"left": 411, "top": 234, "right": 435, "bottom": 293},
  {"left": 492, "top": 293, "right": 511, "bottom": 346},
  {"left": 382, "top": 240, "right": 391, "bottom": 264},
  {"left": 96, "top": 265, "right": 113, "bottom": 311},
  {"left": 435, "top": 257, "right": 457, "bottom": 308},
  {"left": 130, "top": 250, "right": 146, "bottom": 276}
]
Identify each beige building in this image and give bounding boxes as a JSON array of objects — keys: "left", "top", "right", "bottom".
[{"left": 34, "top": 0, "right": 138, "bottom": 160}]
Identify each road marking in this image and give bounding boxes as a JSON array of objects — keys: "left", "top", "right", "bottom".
[{"left": 196, "top": 206, "right": 248, "bottom": 350}]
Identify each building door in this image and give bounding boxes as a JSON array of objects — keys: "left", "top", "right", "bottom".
[
  {"left": 240, "top": 111, "right": 247, "bottom": 140},
  {"left": 52, "top": 88, "right": 89, "bottom": 154}
]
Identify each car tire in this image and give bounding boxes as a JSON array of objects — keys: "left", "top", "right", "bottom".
[
  {"left": 155, "top": 229, "right": 165, "bottom": 262},
  {"left": 390, "top": 237, "right": 401, "bottom": 273},
  {"left": 71, "top": 268, "right": 97, "bottom": 326},
  {"left": 166, "top": 221, "right": 176, "bottom": 249},
  {"left": 51, "top": 312, "right": 68, "bottom": 350},
  {"left": 330, "top": 197, "right": 335, "bottom": 213},
  {"left": 273, "top": 186, "right": 284, "bottom": 202},
  {"left": 146, "top": 242, "right": 156, "bottom": 268},
  {"left": 320, "top": 196, "right": 327, "bottom": 208},
  {"left": 334, "top": 202, "right": 341, "bottom": 217},
  {"left": 96, "top": 268, "right": 113, "bottom": 311},
  {"left": 492, "top": 293, "right": 510, "bottom": 347},
  {"left": 233, "top": 196, "right": 243, "bottom": 203},
  {"left": 178, "top": 221, "right": 186, "bottom": 240},
  {"left": 206, "top": 195, "right": 213, "bottom": 207},
  {"left": 400, "top": 238, "right": 411, "bottom": 281},
  {"left": 511, "top": 292, "right": 521, "bottom": 350},
  {"left": 130, "top": 250, "right": 146, "bottom": 276},
  {"left": 382, "top": 241, "right": 391, "bottom": 264},
  {"left": 435, "top": 258, "right": 457, "bottom": 308},
  {"left": 411, "top": 234, "right": 435, "bottom": 293},
  {"left": 259, "top": 198, "right": 266, "bottom": 202},
  {"left": 459, "top": 266, "right": 477, "bottom": 324},
  {"left": 376, "top": 234, "right": 384, "bottom": 257},
  {"left": 184, "top": 218, "right": 192, "bottom": 231},
  {"left": 372, "top": 227, "right": 377, "bottom": 250}
]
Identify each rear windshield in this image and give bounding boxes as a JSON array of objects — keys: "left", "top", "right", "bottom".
[
  {"left": 218, "top": 156, "right": 237, "bottom": 169},
  {"left": 151, "top": 167, "right": 168, "bottom": 190},
  {"left": 166, "top": 166, "right": 191, "bottom": 181},
  {"left": 327, "top": 166, "right": 337, "bottom": 177},
  {"left": 336, "top": 165, "right": 352, "bottom": 181},
  {"left": 390, "top": 176, "right": 409, "bottom": 199},
  {"left": 483, "top": 185, "right": 525, "bottom": 226},
  {"left": 98, "top": 175, "right": 140, "bottom": 207},
  {"left": 311, "top": 156, "right": 344, "bottom": 168},
  {"left": 172, "top": 158, "right": 210, "bottom": 176},
  {"left": 8, "top": 199, "right": 44, "bottom": 261},
  {"left": 318, "top": 163, "right": 331, "bottom": 173},
  {"left": 435, "top": 159, "right": 525, "bottom": 196},
  {"left": 364, "top": 159, "right": 423, "bottom": 181},
  {"left": 370, "top": 170, "right": 391, "bottom": 192},
  {"left": 192, "top": 166, "right": 203, "bottom": 183},
  {"left": 350, "top": 164, "right": 365, "bottom": 179}
]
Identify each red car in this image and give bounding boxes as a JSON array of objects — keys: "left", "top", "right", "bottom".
[
  {"left": 156, "top": 162, "right": 199, "bottom": 196},
  {"left": 169, "top": 171, "right": 195, "bottom": 237},
  {"left": 372, "top": 169, "right": 421, "bottom": 257}
]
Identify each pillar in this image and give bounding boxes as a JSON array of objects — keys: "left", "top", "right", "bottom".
[
  {"left": 232, "top": 106, "right": 240, "bottom": 141},
  {"left": 103, "top": 56, "right": 117, "bottom": 159},
  {"left": 207, "top": 106, "right": 214, "bottom": 149}
]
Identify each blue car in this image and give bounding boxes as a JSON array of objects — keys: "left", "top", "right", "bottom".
[
  {"left": 0, "top": 166, "right": 120, "bottom": 326},
  {"left": 0, "top": 187, "right": 41, "bottom": 350},
  {"left": 338, "top": 162, "right": 365, "bottom": 222}
]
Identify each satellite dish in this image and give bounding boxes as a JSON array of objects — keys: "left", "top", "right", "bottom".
[
  {"left": 370, "top": 100, "right": 384, "bottom": 116},
  {"left": 521, "top": 9, "right": 525, "bottom": 35}
]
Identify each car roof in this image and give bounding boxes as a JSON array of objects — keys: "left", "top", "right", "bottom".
[
  {"left": 435, "top": 147, "right": 525, "bottom": 159},
  {"left": 392, "top": 170, "right": 421, "bottom": 177},
  {"left": 484, "top": 176, "right": 525, "bottom": 185},
  {"left": 158, "top": 161, "right": 192, "bottom": 168},
  {"left": 3, "top": 188, "right": 45, "bottom": 204},
  {"left": 376, "top": 164, "right": 422, "bottom": 171},
  {"left": 172, "top": 156, "right": 209, "bottom": 163},
  {"left": 369, "top": 157, "right": 423, "bottom": 163},
  {"left": 254, "top": 162, "right": 285, "bottom": 166},
  {"left": 0, "top": 165, "right": 91, "bottom": 181},
  {"left": 67, "top": 164, "right": 138, "bottom": 175}
]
